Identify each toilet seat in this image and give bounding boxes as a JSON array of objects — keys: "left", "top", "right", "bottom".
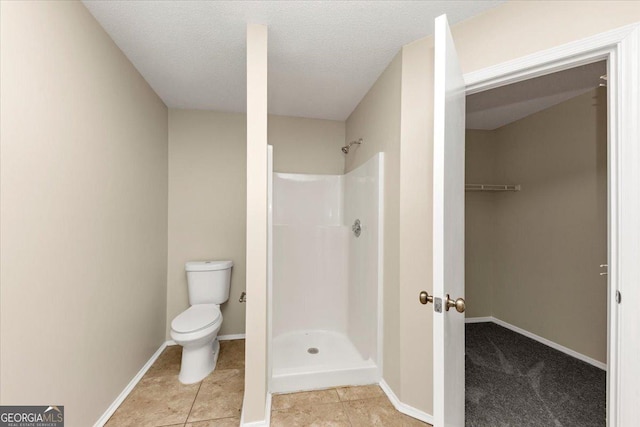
[{"left": 171, "top": 304, "right": 221, "bottom": 334}]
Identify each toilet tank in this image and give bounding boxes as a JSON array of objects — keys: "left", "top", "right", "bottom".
[{"left": 185, "top": 260, "right": 233, "bottom": 305}]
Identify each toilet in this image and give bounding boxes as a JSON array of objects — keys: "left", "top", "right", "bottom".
[{"left": 170, "top": 260, "right": 233, "bottom": 384}]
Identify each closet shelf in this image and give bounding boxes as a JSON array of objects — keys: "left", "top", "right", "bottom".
[{"left": 465, "top": 184, "right": 521, "bottom": 192}]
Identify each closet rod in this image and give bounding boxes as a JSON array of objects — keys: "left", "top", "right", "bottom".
[{"left": 465, "top": 184, "right": 521, "bottom": 192}]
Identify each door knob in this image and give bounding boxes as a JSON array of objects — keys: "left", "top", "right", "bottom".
[
  {"left": 445, "top": 294, "right": 465, "bottom": 313},
  {"left": 419, "top": 291, "right": 433, "bottom": 305}
]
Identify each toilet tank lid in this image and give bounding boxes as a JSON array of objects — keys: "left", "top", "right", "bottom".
[{"left": 185, "top": 260, "right": 233, "bottom": 272}]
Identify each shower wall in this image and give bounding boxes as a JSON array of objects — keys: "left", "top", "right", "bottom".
[
  {"left": 272, "top": 153, "right": 383, "bottom": 363},
  {"left": 345, "top": 154, "right": 383, "bottom": 362},
  {"left": 272, "top": 174, "right": 349, "bottom": 336}
]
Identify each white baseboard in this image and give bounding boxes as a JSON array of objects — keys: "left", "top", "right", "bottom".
[
  {"left": 466, "top": 316, "right": 607, "bottom": 371},
  {"left": 379, "top": 379, "right": 434, "bottom": 425},
  {"left": 94, "top": 340, "right": 170, "bottom": 426},
  {"left": 219, "top": 333, "right": 246, "bottom": 341},
  {"left": 240, "top": 392, "right": 272, "bottom": 427},
  {"left": 464, "top": 316, "right": 493, "bottom": 324}
]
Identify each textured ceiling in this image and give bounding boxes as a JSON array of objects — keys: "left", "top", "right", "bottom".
[
  {"left": 467, "top": 61, "right": 607, "bottom": 130},
  {"left": 83, "top": 1, "right": 504, "bottom": 120}
]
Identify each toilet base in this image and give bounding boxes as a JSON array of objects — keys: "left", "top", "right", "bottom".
[{"left": 178, "top": 338, "right": 220, "bottom": 384}]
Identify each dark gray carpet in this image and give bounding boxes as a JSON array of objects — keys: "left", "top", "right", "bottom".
[{"left": 465, "top": 322, "right": 606, "bottom": 427}]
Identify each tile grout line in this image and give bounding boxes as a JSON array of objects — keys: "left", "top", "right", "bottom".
[
  {"left": 334, "top": 387, "right": 354, "bottom": 427},
  {"left": 272, "top": 386, "right": 417, "bottom": 426},
  {"left": 338, "top": 395, "right": 386, "bottom": 404},
  {"left": 341, "top": 400, "right": 354, "bottom": 427},
  {"left": 271, "top": 388, "right": 386, "bottom": 411},
  {"left": 183, "top": 415, "right": 241, "bottom": 425},
  {"left": 183, "top": 380, "right": 204, "bottom": 425},
  {"left": 271, "top": 387, "right": 356, "bottom": 426}
]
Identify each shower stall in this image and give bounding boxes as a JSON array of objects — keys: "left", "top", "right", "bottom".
[{"left": 268, "top": 153, "right": 384, "bottom": 393}]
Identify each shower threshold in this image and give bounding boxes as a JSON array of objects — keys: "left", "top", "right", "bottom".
[{"left": 271, "top": 330, "right": 379, "bottom": 393}]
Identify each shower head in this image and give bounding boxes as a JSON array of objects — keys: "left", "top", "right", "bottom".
[{"left": 341, "top": 138, "right": 363, "bottom": 154}]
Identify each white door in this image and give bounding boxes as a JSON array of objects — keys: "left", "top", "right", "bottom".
[{"left": 432, "top": 14, "right": 466, "bottom": 427}]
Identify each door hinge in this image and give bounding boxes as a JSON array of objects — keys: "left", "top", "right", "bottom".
[{"left": 616, "top": 290, "right": 621, "bottom": 304}]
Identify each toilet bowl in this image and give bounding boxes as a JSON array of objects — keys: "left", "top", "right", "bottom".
[
  {"left": 171, "top": 304, "right": 223, "bottom": 384},
  {"left": 171, "top": 260, "right": 233, "bottom": 384}
]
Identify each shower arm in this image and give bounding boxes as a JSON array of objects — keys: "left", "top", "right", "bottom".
[{"left": 341, "top": 138, "right": 363, "bottom": 154}]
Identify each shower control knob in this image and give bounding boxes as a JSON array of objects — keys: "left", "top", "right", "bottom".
[
  {"left": 352, "top": 219, "right": 362, "bottom": 237},
  {"left": 419, "top": 291, "right": 433, "bottom": 305}
]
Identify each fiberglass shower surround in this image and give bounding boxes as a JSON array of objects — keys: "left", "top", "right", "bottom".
[{"left": 270, "top": 153, "right": 384, "bottom": 393}]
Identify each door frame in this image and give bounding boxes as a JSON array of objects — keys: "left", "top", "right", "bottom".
[{"left": 461, "top": 23, "right": 640, "bottom": 426}]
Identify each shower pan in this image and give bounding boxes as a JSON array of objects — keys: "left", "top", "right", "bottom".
[{"left": 268, "top": 153, "right": 384, "bottom": 393}]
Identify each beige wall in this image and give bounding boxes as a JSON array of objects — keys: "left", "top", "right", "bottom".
[
  {"left": 398, "top": 38, "right": 435, "bottom": 412},
  {"left": 345, "top": 52, "right": 403, "bottom": 392},
  {"left": 491, "top": 88, "right": 607, "bottom": 362},
  {"left": 167, "top": 110, "right": 247, "bottom": 338},
  {"left": 387, "top": 0, "right": 639, "bottom": 416},
  {"left": 166, "top": 111, "right": 345, "bottom": 339},
  {"left": 466, "top": 89, "right": 608, "bottom": 364},
  {"left": 465, "top": 130, "right": 499, "bottom": 318},
  {"left": 0, "top": 2, "right": 168, "bottom": 426},
  {"left": 244, "top": 24, "right": 269, "bottom": 425},
  {"left": 345, "top": 54, "right": 401, "bottom": 174},
  {"left": 454, "top": 1, "right": 640, "bottom": 75},
  {"left": 269, "top": 115, "right": 345, "bottom": 174}
]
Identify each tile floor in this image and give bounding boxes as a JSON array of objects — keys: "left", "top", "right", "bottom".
[
  {"left": 271, "top": 385, "right": 431, "bottom": 427},
  {"left": 106, "top": 340, "right": 245, "bottom": 427},
  {"left": 106, "top": 339, "right": 431, "bottom": 427}
]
